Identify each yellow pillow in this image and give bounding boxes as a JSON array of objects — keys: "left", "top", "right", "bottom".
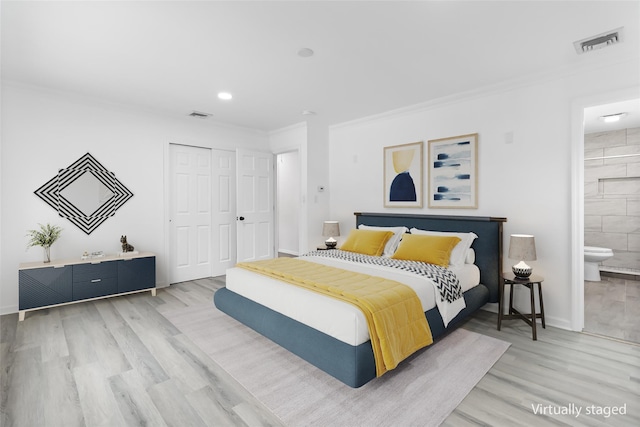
[
  {"left": 391, "top": 234, "right": 461, "bottom": 266},
  {"left": 340, "top": 229, "right": 395, "bottom": 256}
]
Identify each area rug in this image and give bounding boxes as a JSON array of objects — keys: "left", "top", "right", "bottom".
[{"left": 163, "top": 302, "right": 510, "bottom": 427}]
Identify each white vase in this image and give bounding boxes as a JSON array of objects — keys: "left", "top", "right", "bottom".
[{"left": 43, "top": 246, "right": 51, "bottom": 263}]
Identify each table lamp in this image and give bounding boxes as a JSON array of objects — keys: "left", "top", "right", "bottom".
[
  {"left": 508, "top": 234, "right": 536, "bottom": 278},
  {"left": 322, "top": 221, "right": 340, "bottom": 249}
]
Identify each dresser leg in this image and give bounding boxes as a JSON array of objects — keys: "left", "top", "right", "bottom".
[
  {"left": 151, "top": 288, "right": 157, "bottom": 297},
  {"left": 18, "top": 311, "right": 25, "bottom": 322}
]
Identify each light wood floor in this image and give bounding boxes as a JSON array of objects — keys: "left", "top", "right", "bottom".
[{"left": 1, "top": 277, "right": 639, "bottom": 426}]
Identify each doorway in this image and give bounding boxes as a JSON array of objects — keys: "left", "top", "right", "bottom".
[
  {"left": 276, "top": 151, "right": 301, "bottom": 257},
  {"left": 571, "top": 90, "right": 640, "bottom": 341},
  {"left": 581, "top": 98, "right": 640, "bottom": 343}
]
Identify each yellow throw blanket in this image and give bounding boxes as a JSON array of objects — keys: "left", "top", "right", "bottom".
[{"left": 236, "top": 258, "right": 433, "bottom": 377}]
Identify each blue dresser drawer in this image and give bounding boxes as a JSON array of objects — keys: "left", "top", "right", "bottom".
[
  {"left": 73, "top": 262, "right": 117, "bottom": 282},
  {"left": 73, "top": 277, "right": 118, "bottom": 301}
]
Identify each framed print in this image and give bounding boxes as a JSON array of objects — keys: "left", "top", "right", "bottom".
[
  {"left": 384, "top": 141, "right": 423, "bottom": 208},
  {"left": 427, "top": 133, "right": 478, "bottom": 209}
]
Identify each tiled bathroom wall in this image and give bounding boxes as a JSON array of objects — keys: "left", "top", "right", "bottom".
[{"left": 584, "top": 127, "right": 640, "bottom": 274}]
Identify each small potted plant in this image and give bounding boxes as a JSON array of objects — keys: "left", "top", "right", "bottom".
[{"left": 26, "top": 223, "right": 63, "bottom": 263}]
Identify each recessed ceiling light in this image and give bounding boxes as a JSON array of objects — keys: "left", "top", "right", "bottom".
[
  {"left": 297, "top": 48, "right": 314, "bottom": 58},
  {"left": 599, "top": 112, "right": 627, "bottom": 123},
  {"left": 218, "top": 92, "right": 233, "bottom": 100}
]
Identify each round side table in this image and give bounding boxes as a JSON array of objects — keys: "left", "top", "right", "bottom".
[{"left": 497, "top": 272, "right": 545, "bottom": 340}]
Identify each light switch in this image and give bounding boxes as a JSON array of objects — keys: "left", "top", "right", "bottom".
[{"left": 505, "top": 131, "right": 514, "bottom": 144}]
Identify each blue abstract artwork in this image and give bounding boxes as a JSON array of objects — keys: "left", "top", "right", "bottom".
[
  {"left": 384, "top": 141, "right": 423, "bottom": 208},
  {"left": 428, "top": 134, "right": 478, "bottom": 208},
  {"left": 390, "top": 172, "right": 416, "bottom": 201}
]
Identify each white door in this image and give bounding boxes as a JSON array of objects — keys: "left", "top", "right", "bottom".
[
  {"left": 169, "top": 144, "right": 212, "bottom": 283},
  {"left": 236, "top": 149, "right": 275, "bottom": 262},
  {"left": 211, "top": 150, "right": 237, "bottom": 276}
]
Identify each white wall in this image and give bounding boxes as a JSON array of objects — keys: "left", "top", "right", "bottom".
[
  {"left": 0, "top": 82, "right": 269, "bottom": 315},
  {"left": 328, "top": 58, "right": 640, "bottom": 330},
  {"left": 305, "top": 118, "right": 331, "bottom": 249}
]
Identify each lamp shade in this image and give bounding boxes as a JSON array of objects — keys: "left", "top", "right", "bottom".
[
  {"left": 322, "top": 221, "right": 340, "bottom": 237},
  {"left": 508, "top": 234, "right": 536, "bottom": 261}
]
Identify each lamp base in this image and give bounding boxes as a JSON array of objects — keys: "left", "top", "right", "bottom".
[
  {"left": 512, "top": 265, "right": 532, "bottom": 279},
  {"left": 325, "top": 240, "right": 337, "bottom": 249},
  {"left": 512, "top": 260, "right": 532, "bottom": 278}
]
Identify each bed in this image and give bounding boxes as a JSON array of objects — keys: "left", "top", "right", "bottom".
[{"left": 214, "top": 212, "right": 506, "bottom": 388}]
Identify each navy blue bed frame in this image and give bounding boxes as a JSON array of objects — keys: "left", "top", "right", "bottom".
[{"left": 214, "top": 212, "right": 506, "bottom": 388}]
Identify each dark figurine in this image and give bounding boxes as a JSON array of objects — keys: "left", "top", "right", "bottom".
[{"left": 120, "top": 235, "right": 134, "bottom": 252}]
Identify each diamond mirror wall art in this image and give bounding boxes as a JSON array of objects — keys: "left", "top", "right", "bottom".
[
  {"left": 34, "top": 153, "right": 134, "bottom": 234},
  {"left": 383, "top": 141, "right": 423, "bottom": 208},
  {"left": 428, "top": 133, "right": 478, "bottom": 209}
]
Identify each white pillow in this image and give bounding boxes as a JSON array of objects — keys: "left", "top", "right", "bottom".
[
  {"left": 358, "top": 225, "right": 408, "bottom": 257},
  {"left": 465, "top": 248, "right": 476, "bottom": 264},
  {"left": 409, "top": 228, "right": 477, "bottom": 266}
]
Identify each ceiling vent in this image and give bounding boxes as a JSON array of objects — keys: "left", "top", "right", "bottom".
[
  {"left": 188, "top": 111, "right": 212, "bottom": 119},
  {"left": 574, "top": 27, "right": 623, "bottom": 54}
]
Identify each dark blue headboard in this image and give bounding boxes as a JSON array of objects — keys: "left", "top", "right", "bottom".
[{"left": 355, "top": 212, "right": 506, "bottom": 303}]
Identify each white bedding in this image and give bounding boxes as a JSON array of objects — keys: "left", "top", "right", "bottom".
[{"left": 225, "top": 255, "right": 480, "bottom": 346}]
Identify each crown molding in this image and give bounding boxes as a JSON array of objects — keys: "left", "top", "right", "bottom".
[
  {"left": 2, "top": 79, "right": 269, "bottom": 137},
  {"left": 268, "top": 121, "right": 307, "bottom": 137},
  {"left": 330, "top": 54, "right": 639, "bottom": 131}
]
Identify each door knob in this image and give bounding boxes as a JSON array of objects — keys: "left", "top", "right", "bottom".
[{"left": 238, "top": 216, "right": 245, "bottom": 221}]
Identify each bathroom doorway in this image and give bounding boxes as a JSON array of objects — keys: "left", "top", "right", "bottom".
[{"left": 581, "top": 98, "right": 640, "bottom": 343}]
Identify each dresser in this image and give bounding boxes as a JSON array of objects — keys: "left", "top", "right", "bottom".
[{"left": 18, "top": 252, "right": 156, "bottom": 321}]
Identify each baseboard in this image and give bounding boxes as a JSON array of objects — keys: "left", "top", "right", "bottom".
[
  {"left": 0, "top": 304, "right": 18, "bottom": 316},
  {"left": 481, "top": 302, "right": 498, "bottom": 313},
  {"left": 480, "top": 302, "right": 572, "bottom": 331},
  {"left": 601, "top": 270, "right": 640, "bottom": 281},
  {"left": 544, "top": 315, "right": 572, "bottom": 331},
  {"left": 278, "top": 249, "right": 299, "bottom": 256}
]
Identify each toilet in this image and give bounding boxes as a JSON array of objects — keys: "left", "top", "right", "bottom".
[{"left": 584, "top": 246, "right": 614, "bottom": 281}]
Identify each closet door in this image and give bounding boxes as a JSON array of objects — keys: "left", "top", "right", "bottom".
[
  {"left": 211, "top": 149, "right": 236, "bottom": 276},
  {"left": 169, "top": 144, "right": 212, "bottom": 283}
]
